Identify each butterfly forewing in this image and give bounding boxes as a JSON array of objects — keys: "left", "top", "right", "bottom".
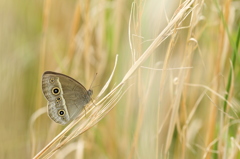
[{"left": 58, "top": 75, "right": 91, "bottom": 120}]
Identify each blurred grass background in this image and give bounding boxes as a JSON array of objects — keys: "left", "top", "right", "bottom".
[{"left": 0, "top": 0, "right": 240, "bottom": 158}]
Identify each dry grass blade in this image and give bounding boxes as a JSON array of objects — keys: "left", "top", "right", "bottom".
[
  {"left": 122, "top": 0, "right": 195, "bottom": 83},
  {"left": 185, "top": 83, "right": 238, "bottom": 117},
  {"left": 141, "top": 66, "right": 193, "bottom": 71},
  {"left": 97, "top": 55, "right": 119, "bottom": 98},
  {"left": 30, "top": 107, "right": 47, "bottom": 157}
]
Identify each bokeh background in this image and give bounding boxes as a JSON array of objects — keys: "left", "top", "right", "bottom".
[{"left": 0, "top": 0, "right": 240, "bottom": 158}]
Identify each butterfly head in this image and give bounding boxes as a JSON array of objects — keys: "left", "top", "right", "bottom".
[{"left": 87, "top": 89, "right": 93, "bottom": 97}]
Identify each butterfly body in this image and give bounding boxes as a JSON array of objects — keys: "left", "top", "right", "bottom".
[{"left": 42, "top": 71, "right": 92, "bottom": 125}]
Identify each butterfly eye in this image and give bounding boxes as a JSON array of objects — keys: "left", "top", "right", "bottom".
[
  {"left": 52, "top": 87, "right": 60, "bottom": 95},
  {"left": 56, "top": 97, "right": 61, "bottom": 103},
  {"left": 58, "top": 109, "right": 65, "bottom": 116},
  {"left": 49, "top": 77, "right": 55, "bottom": 83}
]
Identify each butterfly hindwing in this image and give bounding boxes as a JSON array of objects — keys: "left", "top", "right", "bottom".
[{"left": 42, "top": 72, "right": 70, "bottom": 124}]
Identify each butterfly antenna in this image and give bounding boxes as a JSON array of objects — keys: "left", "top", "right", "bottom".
[
  {"left": 89, "top": 73, "right": 98, "bottom": 90},
  {"left": 91, "top": 84, "right": 101, "bottom": 89}
]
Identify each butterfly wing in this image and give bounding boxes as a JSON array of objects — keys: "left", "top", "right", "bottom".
[{"left": 42, "top": 71, "right": 92, "bottom": 125}]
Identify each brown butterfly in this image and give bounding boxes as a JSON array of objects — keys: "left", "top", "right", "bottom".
[{"left": 42, "top": 71, "right": 93, "bottom": 125}]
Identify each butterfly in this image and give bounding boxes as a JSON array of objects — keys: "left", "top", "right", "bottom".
[{"left": 42, "top": 71, "right": 93, "bottom": 125}]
